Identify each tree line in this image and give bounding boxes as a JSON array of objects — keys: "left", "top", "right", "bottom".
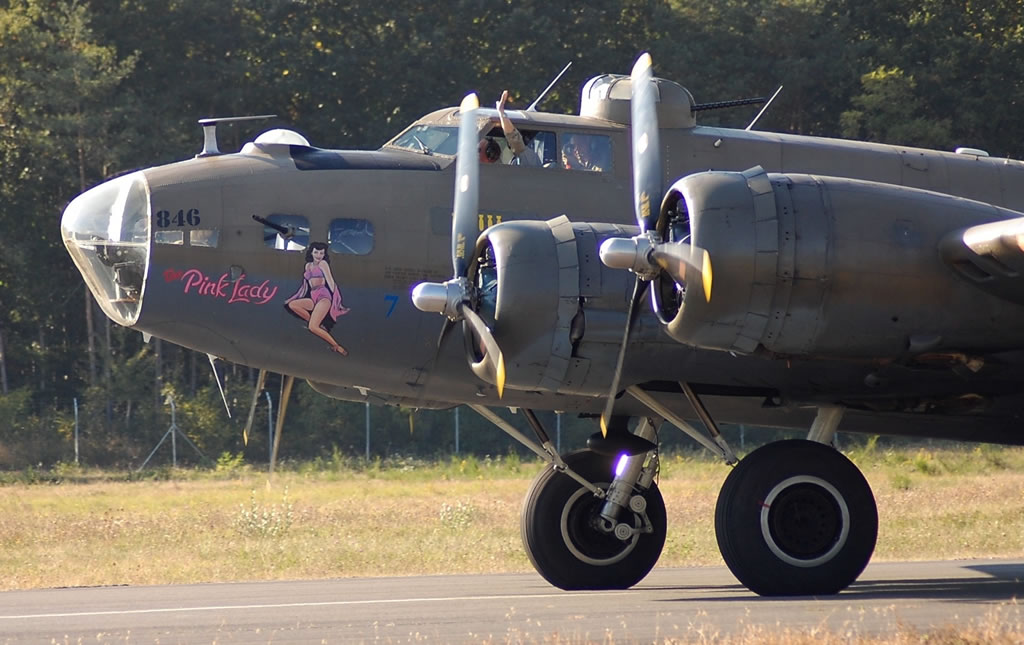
[{"left": 1, "top": 0, "right": 1022, "bottom": 467}]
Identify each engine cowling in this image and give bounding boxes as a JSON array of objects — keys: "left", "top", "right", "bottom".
[
  {"left": 464, "top": 217, "right": 650, "bottom": 395},
  {"left": 654, "top": 166, "right": 1024, "bottom": 359}
]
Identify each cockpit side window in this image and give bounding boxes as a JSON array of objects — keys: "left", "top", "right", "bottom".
[
  {"left": 154, "top": 230, "right": 184, "bottom": 245},
  {"left": 328, "top": 218, "right": 374, "bottom": 255},
  {"left": 560, "top": 133, "right": 612, "bottom": 172},
  {"left": 260, "top": 214, "right": 309, "bottom": 251},
  {"left": 189, "top": 230, "right": 220, "bottom": 247},
  {"left": 389, "top": 125, "right": 459, "bottom": 155},
  {"left": 484, "top": 126, "right": 557, "bottom": 166},
  {"left": 528, "top": 131, "right": 558, "bottom": 166}
]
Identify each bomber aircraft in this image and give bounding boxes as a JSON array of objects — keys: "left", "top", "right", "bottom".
[{"left": 62, "top": 53, "right": 1024, "bottom": 596}]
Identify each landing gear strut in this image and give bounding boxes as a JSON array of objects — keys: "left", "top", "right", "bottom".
[
  {"left": 628, "top": 385, "right": 877, "bottom": 596},
  {"left": 521, "top": 449, "right": 666, "bottom": 590},
  {"left": 465, "top": 406, "right": 666, "bottom": 589}
]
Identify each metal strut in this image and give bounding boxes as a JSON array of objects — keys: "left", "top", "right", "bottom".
[
  {"left": 467, "top": 405, "right": 604, "bottom": 497},
  {"left": 598, "top": 417, "right": 660, "bottom": 536},
  {"left": 807, "top": 405, "right": 844, "bottom": 445},
  {"left": 627, "top": 384, "right": 738, "bottom": 464}
]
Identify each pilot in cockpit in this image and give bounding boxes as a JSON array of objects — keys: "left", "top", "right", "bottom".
[
  {"left": 497, "top": 90, "right": 542, "bottom": 167},
  {"left": 478, "top": 137, "right": 501, "bottom": 164}
]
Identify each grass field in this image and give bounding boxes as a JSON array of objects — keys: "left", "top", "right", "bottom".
[{"left": 1, "top": 445, "right": 1024, "bottom": 592}]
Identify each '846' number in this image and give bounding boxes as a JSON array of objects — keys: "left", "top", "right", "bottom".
[{"left": 155, "top": 209, "right": 201, "bottom": 227}]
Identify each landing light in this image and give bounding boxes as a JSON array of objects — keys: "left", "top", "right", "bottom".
[{"left": 615, "top": 453, "right": 630, "bottom": 477}]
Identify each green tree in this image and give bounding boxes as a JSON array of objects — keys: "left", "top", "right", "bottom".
[
  {"left": 840, "top": 66, "right": 952, "bottom": 148},
  {"left": 841, "top": 0, "right": 1024, "bottom": 155},
  {"left": 0, "top": 0, "right": 138, "bottom": 415}
]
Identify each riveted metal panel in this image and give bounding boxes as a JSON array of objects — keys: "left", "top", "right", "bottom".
[
  {"left": 781, "top": 177, "right": 830, "bottom": 354},
  {"left": 574, "top": 226, "right": 604, "bottom": 298},
  {"left": 763, "top": 176, "right": 796, "bottom": 348},
  {"left": 555, "top": 239, "right": 578, "bottom": 271},
  {"left": 748, "top": 281, "right": 775, "bottom": 315},
  {"left": 561, "top": 357, "right": 592, "bottom": 391},
  {"left": 539, "top": 354, "right": 570, "bottom": 392},
  {"left": 733, "top": 333, "right": 760, "bottom": 353},
  {"left": 558, "top": 267, "right": 579, "bottom": 296},
  {"left": 541, "top": 217, "right": 583, "bottom": 390},
  {"left": 751, "top": 192, "right": 776, "bottom": 224},
  {"left": 754, "top": 219, "right": 779, "bottom": 251},
  {"left": 743, "top": 166, "right": 773, "bottom": 196},
  {"left": 548, "top": 215, "right": 575, "bottom": 243},
  {"left": 735, "top": 168, "right": 780, "bottom": 353}
]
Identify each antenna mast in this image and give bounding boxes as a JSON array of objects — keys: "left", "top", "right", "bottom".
[
  {"left": 745, "top": 85, "right": 784, "bottom": 131},
  {"left": 526, "top": 61, "right": 573, "bottom": 112}
]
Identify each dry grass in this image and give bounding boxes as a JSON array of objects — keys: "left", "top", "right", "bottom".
[
  {"left": 482, "top": 602, "right": 1024, "bottom": 644},
  {"left": 1, "top": 447, "right": 1023, "bottom": 592}
]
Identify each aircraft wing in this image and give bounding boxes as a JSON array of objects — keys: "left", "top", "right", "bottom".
[{"left": 940, "top": 214, "right": 1024, "bottom": 306}]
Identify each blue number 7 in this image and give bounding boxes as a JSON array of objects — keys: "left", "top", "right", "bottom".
[{"left": 384, "top": 294, "right": 399, "bottom": 318}]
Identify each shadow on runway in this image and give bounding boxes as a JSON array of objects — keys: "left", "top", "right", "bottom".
[{"left": 643, "top": 562, "right": 1024, "bottom": 604}]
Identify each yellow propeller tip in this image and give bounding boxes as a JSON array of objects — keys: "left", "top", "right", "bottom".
[
  {"left": 599, "top": 415, "right": 609, "bottom": 438},
  {"left": 461, "top": 93, "right": 479, "bottom": 112},
  {"left": 702, "top": 250, "right": 712, "bottom": 302},
  {"left": 632, "top": 53, "right": 652, "bottom": 77},
  {"left": 496, "top": 353, "right": 506, "bottom": 399},
  {"left": 243, "top": 431, "right": 249, "bottom": 447}
]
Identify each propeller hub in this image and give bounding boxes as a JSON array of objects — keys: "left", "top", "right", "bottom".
[
  {"left": 410, "top": 282, "right": 448, "bottom": 314},
  {"left": 411, "top": 277, "right": 469, "bottom": 319},
  {"left": 599, "top": 234, "right": 658, "bottom": 279}
]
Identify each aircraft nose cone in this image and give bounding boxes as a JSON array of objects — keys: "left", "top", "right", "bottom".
[{"left": 61, "top": 172, "right": 151, "bottom": 327}]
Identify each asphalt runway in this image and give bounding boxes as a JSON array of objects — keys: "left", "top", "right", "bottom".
[{"left": 1, "top": 559, "right": 1022, "bottom": 643}]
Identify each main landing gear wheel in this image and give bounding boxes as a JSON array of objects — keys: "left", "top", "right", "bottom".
[
  {"left": 715, "top": 439, "right": 877, "bottom": 596},
  {"left": 522, "top": 450, "right": 666, "bottom": 590}
]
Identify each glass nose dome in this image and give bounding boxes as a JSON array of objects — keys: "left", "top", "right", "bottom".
[{"left": 61, "top": 172, "right": 150, "bottom": 326}]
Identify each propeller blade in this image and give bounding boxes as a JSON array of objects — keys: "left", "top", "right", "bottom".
[
  {"left": 596, "top": 53, "right": 663, "bottom": 436},
  {"left": 461, "top": 304, "right": 506, "bottom": 398},
  {"left": 630, "top": 52, "right": 661, "bottom": 233},
  {"left": 599, "top": 278, "right": 648, "bottom": 435},
  {"left": 411, "top": 95, "right": 510, "bottom": 403},
  {"left": 650, "top": 242, "right": 713, "bottom": 302},
  {"left": 452, "top": 93, "right": 481, "bottom": 278},
  {"left": 436, "top": 317, "right": 456, "bottom": 352}
]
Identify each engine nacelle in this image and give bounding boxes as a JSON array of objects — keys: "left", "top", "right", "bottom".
[
  {"left": 656, "top": 167, "right": 1024, "bottom": 359},
  {"left": 467, "top": 217, "right": 643, "bottom": 395}
]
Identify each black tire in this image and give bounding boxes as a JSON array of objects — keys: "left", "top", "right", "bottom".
[
  {"left": 715, "top": 439, "right": 877, "bottom": 596},
  {"left": 521, "top": 450, "right": 666, "bottom": 590}
]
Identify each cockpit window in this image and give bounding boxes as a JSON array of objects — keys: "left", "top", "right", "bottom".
[
  {"left": 189, "top": 229, "right": 220, "bottom": 247},
  {"left": 260, "top": 214, "right": 309, "bottom": 251},
  {"left": 328, "top": 218, "right": 374, "bottom": 255},
  {"left": 560, "top": 133, "right": 612, "bottom": 172},
  {"left": 529, "top": 131, "right": 558, "bottom": 166},
  {"left": 390, "top": 125, "right": 459, "bottom": 155},
  {"left": 155, "top": 230, "right": 184, "bottom": 245},
  {"left": 485, "top": 126, "right": 557, "bottom": 166}
]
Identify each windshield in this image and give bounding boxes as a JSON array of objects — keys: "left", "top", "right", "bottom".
[{"left": 388, "top": 125, "right": 459, "bottom": 155}]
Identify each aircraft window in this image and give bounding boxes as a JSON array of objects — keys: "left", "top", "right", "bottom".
[
  {"left": 260, "top": 213, "right": 309, "bottom": 251},
  {"left": 155, "top": 230, "right": 183, "bottom": 245},
  {"left": 529, "top": 131, "right": 558, "bottom": 166},
  {"left": 486, "top": 126, "right": 557, "bottom": 166},
  {"left": 561, "top": 133, "right": 612, "bottom": 172},
  {"left": 189, "top": 229, "right": 220, "bottom": 247},
  {"left": 328, "top": 218, "right": 375, "bottom": 255},
  {"left": 390, "top": 125, "right": 459, "bottom": 156}
]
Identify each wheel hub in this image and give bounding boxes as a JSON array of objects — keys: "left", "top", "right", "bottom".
[
  {"left": 561, "top": 488, "right": 640, "bottom": 565},
  {"left": 759, "top": 475, "right": 850, "bottom": 568}
]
